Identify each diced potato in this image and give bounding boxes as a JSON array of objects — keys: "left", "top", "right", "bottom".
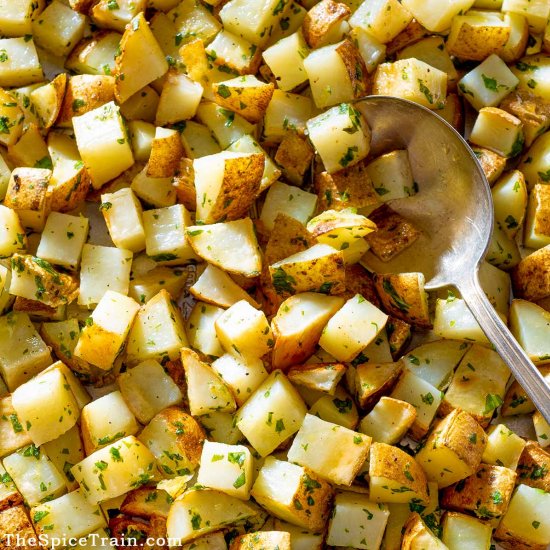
[
  {"left": 358, "top": 396, "right": 416, "bottom": 444},
  {"left": 11, "top": 365, "right": 79, "bottom": 447},
  {"left": 512, "top": 245, "right": 550, "bottom": 301},
  {"left": 167, "top": 488, "right": 260, "bottom": 544},
  {"left": 131, "top": 167, "right": 177, "bottom": 209},
  {"left": 308, "top": 387, "right": 359, "bottom": 430},
  {"left": 251, "top": 456, "right": 333, "bottom": 531},
  {"left": 72, "top": 436, "right": 158, "bottom": 505},
  {"left": 0, "top": 38, "right": 43, "bottom": 88},
  {"left": 156, "top": 71, "right": 203, "bottom": 126},
  {"left": 400, "top": 0, "right": 475, "bottom": 32},
  {"left": 353, "top": 361, "right": 403, "bottom": 410},
  {"left": 74, "top": 291, "right": 140, "bottom": 371},
  {"left": 260, "top": 181, "right": 317, "bottom": 232},
  {"left": 186, "top": 218, "right": 262, "bottom": 277},
  {"left": 302, "top": 0, "right": 350, "bottom": 48},
  {"left": 91, "top": 0, "right": 146, "bottom": 32},
  {"left": 121, "top": 86, "right": 159, "bottom": 124},
  {"left": 28, "top": 74, "right": 67, "bottom": 130},
  {"left": 147, "top": 127, "right": 184, "bottom": 179},
  {"left": 525, "top": 183, "right": 550, "bottom": 248},
  {"left": 441, "top": 463, "right": 516, "bottom": 522},
  {"left": 492, "top": 170, "right": 527, "bottom": 239},
  {"left": 458, "top": 54, "right": 519, "bottom": 110},
  {"left": 502, "top": 0, "right": 550, "bottom": 33},
  {"left": 194, "top": 152, "right": 263, "bottom": 224},
  {"left": 389, "top": 368, "right": 443, "bottom": 439},
  {"left": 0, "top": 311, "right": 52, "bottom": 391},
  {"left": 0, "top": 205, "right": 28, "bottom": 259},
  {"left": 129, "top": 265, "right": 187, "bottom": 306},
  {"left": 287, "top": 362, "right": 346, "bottom": 394},
  {"left": 486, "top": 222, "right": 522, "bottom": 270},
  {"left": 304, "top": 40, "right": 368, "bottom": 109},
  {"left": 319, "top": 294, "right": 388, "bottom": 362},
  {"left": 516, "top": 441, "right": 550, "bottom": 492},
  {"left": 365, "top": 150, "right": 416, "bottom": 202},
  {"left": 0, "top": 395, "right": 32, "bottom": 458},
  {"left": 118, "top": 359, "right": 183, "bottom": 424},
  {"left": 198, "top": 411, "right": 242, "bottom": 446},
  {"left": 510, "top": 299, "right": 550, "bottom": 364},
  {"left": 442, "top": 344, "right": 510, "bottom": 426},
  {"left": 114, "top": 13, "right": 168, "bottom": 104},
  {"left": 472, "top": 145, "right": 507, "bottom": 185},
  {"left": 469, "top": 107, "right": 524, "bottom": 158},
  {"left": 230, "top": 532, "right": 291, "bottom": 550},
  {"left": 533, "top": 411, "right": 550, "bottom": 448},
  {"left": 0, "top": 264, "right": 13, "bottom": 315},
  {"left": 236, "top": 370, "right": 307, "bottom": 456},
  {"left": 73, "top": 102, "right": 134, "bottom": 189},
  {"left": 181, "top": 347, "right": 236, "bottom": 416},
  {"left": 139, "top": 407, "right": 205, "bottom": 478},
  {"left": 416, "top": 409, "right": 488, "bottom": 488},
  {"left": 262, "top": 31, "right": 310, "bottom": 91},
  {"left": 0, "top": 0, "right": 44, "bottom": 37},
  {"left": 401, "top": 512, "right": 448, "bottom": 550},
  {"left": 78, "top": 245, "right": 133, "bottom": 307},
  {"left": 402, "top": 340, "right": 469, "bottom": 390},
  {"left": 271, "top": 292, "right": 344, "bottom": 370},
  {"left": 482, "top": 423, "right": 527, "bottom": 470},
  {"left": 287, "top": 413, "right": 370, "bottom": 485},
  {"left": 142, "top": 204, "right": 198, "bottom": 265},
  {"left": 186, "top": 301, "right": 225, "bottom": 358},
  {"left": 373, "top": 58, "right": 447, "bottom": 110},
  {"left": 197, "top": 441, "right": 253, "bottom": 499},
  {"left": 441, "top": 512, "right": 492, "bottom": 550},
  {"left": 4, "top": 445, "right": 66, "bottom": 506},
  {"left": 328, "top": 494, "right": 391, "bottom": 549},
  {"left": 206, "top": 30, "right": 261, "bottom": 75},
  {"left": 369, "top": 442, "right": 429, "bottom": 505},
  {"left": 434, "top": 296, "right": 491, "bottom": 344},
  {"left": 0, "top": 461, "right": 23, "bottom": 509},
  {"left": 125, "top": 288, "right": 188, "bottom": 365},
  {"left": 274, "top": 132, "right": 313, "bottom": 187},
  {"left": 81, "top": 391, "right": 139, "bottom": 455},
  {"left": 494, "top": 484, "right": 550, "bottom": 548},
  {"left": 65, "top": 31, "right": 121, "bottom": 77},
  {"left": 32, "top": 492, "right": 105, "bottom": 545}
]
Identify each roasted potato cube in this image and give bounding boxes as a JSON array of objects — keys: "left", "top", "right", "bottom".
[
  {"left": 442, "top": 511, "right": 493, "bottom": 550},
  {"left": 251, "top": 456, "right": 333, "bottom": 532},
  {"left": 374, "top": 273, "right": 431, "bottom": 328},
  {"left": 0, "top": 505, "right": 39, "bottom": 550},
  {"left": 441, "top": 464, "right": 516, "bottom": 522},
  {"left": 308, "top": 387, "right": 359, "bottom": 430},
  {"left": 358, "top": 396, "right": 417, "bottom": 445},
  {"left": 274, "top": 132, "right": 314, "bottom": 186},
  {"left": 327, "top": 491, "right": 389, "bottom": 549},
  {"left": 146, "top": 128, "right": 184, "bottom": 179},
  {"left": 194, "top": 152, "right": 264, "bottom": 224},
  {"left": 516, "top": 441, "right": 550, "bottom": 492},
  {"left": 29, "top": 73, "right": 66, "bottom": 130},
  {"left": 369, "top": 442, "right": 429, "bottom": 504},
  {"left": 206, "top": 30, "right": 261, "bottom": 75},
  {"left": 302, "top": 0, "right": 350, "bottom": 48},
  {"left": 524, "top": 183, "right": 550, "bottom": 248},
  {"left": 503, "top": 0, "right": 550, "bottom": 33},
  {"left": 441, "top": 343, "right": 510, "bottom": 427},
  {"left": 4, "top": 168, "right": 50, "bottom": 232},
  {"left": 186, "top": 218, "right": 262, "bottom": 277},
  {"left": 114, "top": 13, "right": 168, "bottom": 104},
  {"left": 354, "top": 361, "right": 403, "bottom": 410},
  {"left": 533, "top": 411, "right": 550, "bottom": 448},
  {"left": 304, "top": 40, "right": 369, "bottom": 109},
  {"left": 365, "top": 150, "right": 417, "bottom": 202},
  {"left": 156, "top": 71, "right": 203, "bottom": 126},
  {"left": 0, "top": 396, "right": 32, "bottom": 458},
  {"left": 0, "top": 38, "right": 43, "bottom": 88},
  {"left": 512, "top": 245, "right": 550, "bottom": 301},
  {"left": 120, "top": 487, "right": 173, "bottom": 519},
  {"left": 510, "top": 299, "right": 550, "bottom": 364},
  {"left": 482, "top": 424, "right": 527, "bottom": 470},
  {"left": 373, "top": 59, "right": 447, "bottom": 110},
  {"left": 494, "top": 483, "right": 550, "bottom": 550},
  {"left": 401, "top": 512, "right": 448, "bottom": 550},
  {"left": 167, "top": 488, "right": 260, "bottom": 544},
  {"left": 349, "top": 0, "right": 411, "bottom": 44},
  {"left": 385, "top": 19, "right": 430, "bottom": 55},
  {"left": 263, "top": 90, "right": 314, "bottom": 143},
  {"left": 365, "top": 204, "right": 421, "bottom": 262},
  {"left": 230, "top": 531, "right": 291, "bottom": 550},
  {"left": 471, "top": 145, "right": 507, "bottom": 185},
  {"left": 287, "top": 362, "right": 346, "bottom": 394},
  {"left": 416, "top": 410, "right": 488, "bottom": 488},
  {"left": 287, "top": 413, "right": 370, "bottom": 485}
]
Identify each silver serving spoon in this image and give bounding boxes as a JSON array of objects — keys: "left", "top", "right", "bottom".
[{"left": 356, "top": 95, "right": 550, "bottom": 425}]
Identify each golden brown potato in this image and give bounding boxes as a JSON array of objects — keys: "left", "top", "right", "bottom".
[
  {"left": 49, "top": 162, "right": 91, "bottom": 214},
  {"left": 212, "top": 76, "right": 275, "bottom": 124},
  {"left": 172, "top": 158, "right": 196, "bottom": 212},
  {"left": 341, "top": 264, "right": 381, "bottom": 305},
  {"left": 441, "top": 464, "right": 517, "bottom": 522},
  {"left": 302, "top": 0, "right": 351, "bottom": 49},
  {"left": 69, "top": 0, "right": 95, "bottom": 13},
  {"left": 287, "top": 362, "right": 346, "bottom": 394},
  {"left": 369, "top": 442, "right": 430, "bottom": 504},
  {"left": 0, "top": 396, "right": 32, "bottom": 459},
  {"left": 31, "top": 73, "right": 67, "bottom": 129},
  {"left": 501, "top": 378, "right": 536, "bottom": 417},
  {"left": 512, "top": 245, "right": 550, "bottom": 301},
  {"left": 179, "top": 39, "right": 209, "bottom": 86},
  {"left": 374, "top": 272, "right": 431, "bottom": 328},
  {"left": 12, "top": 297, "right": 60, "bottom": 320},
  {"left": 335, "top": 39, "right": 370, "bottom": 99},
  {"left": 163, "top": 359, "right": 187, "bottom": 395},
  {"left": 314, "top": 159, "right": 380, "bottom": 213},
  {"left": 401, "top": 512, "right": 445, "bottom": 550},
  {"left": 274, "top": 132, "right": 315, "bottom": 187},
  {"left": 0, "top": 505, "right": 39, "bottom": 550},
  {"left": 0, "top": 472, "right": 23, "bottom": 512},
  {"left": 470, "top": 145, "right": 507, "bottom": 186},
  {"left": 387, "top": 316, "right": 412, "bottom": 359},
  {"left": 386, "top": 20, "right": 430, "bottom": 56},
  {"left": 365, "top": 204, "right": 421, "bottom": 262},
  {"left": 120, "top": 488, "right": 173, "bottom": 519},
  {"left": 230, "top": 531, "right": 291, "bottom": 550},
  {"left": 516, "top": 441, "right": 550, "bottom": 493},
  {"left": 109, "top": 515, "right": 158, "bottom": 550},
  {"left": 500, "top": 90, "right": 550, "bottom": 147},
  {"left": 147, "top": 129, "right": 184, "bottom": 179},
  {"left": 416, "top": 410, "right": 487, "bottom": 489},
  {"left": 354, "top": 361, "right": 403, "bottom": 410}
]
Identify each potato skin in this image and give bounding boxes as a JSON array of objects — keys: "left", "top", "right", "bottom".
[
  {"left": 302, "top": 0, "right": 351, "bottom": 49},
  {"left": 0, "top": 505, "right": 38, "bottom": 550},
  {"left": 229, "top": 531, "right": 291, "bottom": 550},
  {"left": 147, "top": 132, "right": 184, "bottom": 179},
  {"left": 441, "top": 464, "right": 517, "bottom": 521},
  {"left": 212, "top": 81, "right": 275, "bottom": 124},
  {"left": 355, "top": 361, "right": 403, "bottom": 410},
  {"left": 341, "top": 264, "right": 380, "bottom": 306},
  {"left": 470, "top": 146, "right": 507, "bottom": 186},
  {"left": 516, "top": 441, "right": 550, "bottom": 493},
  {"left": 447, "top": 19, "right": 510, "bottom": 61},
  {"left": 387, "top": 316, "right": 412, "bottom": 358},
  {"left": 512, "top": 245, "right": 550, "bottom": 301},
  {"left": 401, "top": 512, "right": 439, "bottom": 550},
  {"left": 386, "top": 20, "right": 430, "bottom": 56},
  {"left": 274, "top": 133, "right": 315, "bottom": 187},
  {"left": 4, "top": 168, "right": 50, "bottom": 213},
  {"left": 120, "top": 488, "right": 173, "bottom": 519}
]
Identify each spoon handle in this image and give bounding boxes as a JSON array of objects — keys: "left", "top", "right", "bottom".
[{"left": 458, "top": 272, "right": 550, "bottom": 426}]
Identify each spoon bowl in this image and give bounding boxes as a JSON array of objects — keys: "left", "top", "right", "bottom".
[{"left": 355, "top": 96, "right": 550, "bottom": 424}]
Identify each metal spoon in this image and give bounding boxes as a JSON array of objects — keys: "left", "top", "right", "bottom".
[{"left": 355, "top": 95, "right": 550, "bottom": 425}]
